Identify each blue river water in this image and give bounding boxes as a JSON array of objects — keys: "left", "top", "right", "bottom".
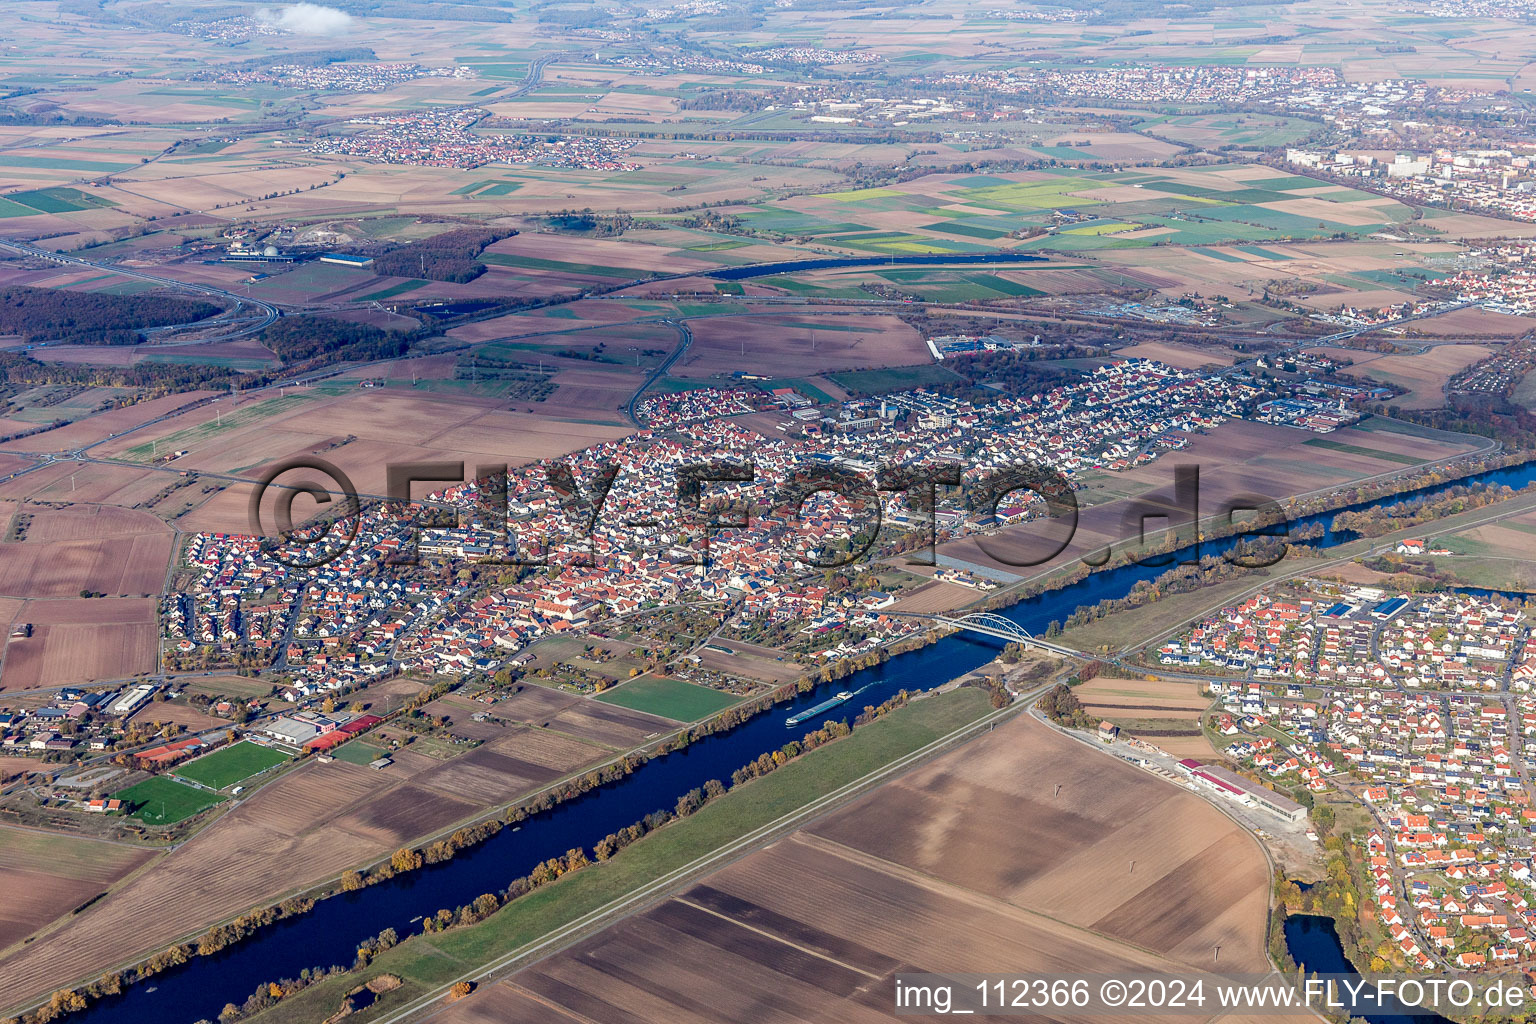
[
  {"left": 1284, "top": 915, "right": 1452, "bottom": 1024},
  {"left": 1454, "top": 585, "right": 1534, "bottom": 601},
  {"left": 70, "top": 457, "right": 1536, "bottom": 1024}
]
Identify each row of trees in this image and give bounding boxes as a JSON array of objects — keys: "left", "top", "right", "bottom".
[
  {"left": 1332, "top": 481, "right": 1531, "bottom": 538},
  {"left": 194, "top": 699, "right": 924, "bottom": 1024},
  {"left": 1038, "top": 682, "right": 1094, "bottom": 728},
  {"left": 18, "top": 628, "right": 958, "bottom": 1024}
]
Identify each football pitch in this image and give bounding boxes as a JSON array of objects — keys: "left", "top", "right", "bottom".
[{"left": 174, "top": 741, "right": 289, "bottom": 790}]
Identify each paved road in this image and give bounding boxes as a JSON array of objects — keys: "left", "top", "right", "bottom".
[
  {"left": 0, "top": 238, "right": 280, "bottom": 343},
  {"left": 625, "top": 318, "right": 692, "bottom": 426},
  {"left": 0, "top": 52, "right": 588, "bottom": 353}
]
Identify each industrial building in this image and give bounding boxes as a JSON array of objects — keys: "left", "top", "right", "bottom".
[{"left": 1177, "top": 759, "right": 1308, "bottom": 823}]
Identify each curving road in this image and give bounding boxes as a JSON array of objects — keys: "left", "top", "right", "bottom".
[
  {"left": 624, "top": 318, "right": 692, "bottom": 426},
  {"left": 0, "top": 237, "right": 280, "bottom": 342}
]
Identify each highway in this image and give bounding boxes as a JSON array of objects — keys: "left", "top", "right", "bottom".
[
  {"left": 1306, "top": 299, "right": 1476, "bottom": 345},
  {"left": 0, "top": 237, "right": 280, "bottom": 343},
  {"left": 0, "top": 50, "right": 584, "bottom": 356},
  {"left": 624, "top": 318, "right": 692, "bottom": 426}
]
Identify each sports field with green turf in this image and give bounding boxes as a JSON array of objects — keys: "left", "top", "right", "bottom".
[
  {"left": 595, "top": 677, "right": 741, "bottom": 721},
  {"left": 174, "top": 741, "right": 289, "bottom": 790},
  {"left": 116, "top": 777, "right": 225, "bottom": 825}
]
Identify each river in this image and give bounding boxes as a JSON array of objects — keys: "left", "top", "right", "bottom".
[{"left": 63, "top": 457, "right": 1536, "bottom": 1024}]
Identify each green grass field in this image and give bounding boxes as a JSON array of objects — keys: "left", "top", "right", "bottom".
[
  {"left": 175, "top": 741, "right": 289, "bottom": 790},
  {"left": 116, "top": 777, "right": 225, "bottom": 825},
  {"left": 829, "top": 364, "right": 962, "bottom": 393},
  {"left": 1426, "top": 554, "right": 1536, "bottom": 593},
  {"left": 481, "top": 253, "right": 650, "bottom": 278},
  {"left": 357, "top": 279, "right": 430, "bottom": 301},
  {"left": 1513, "top": 371, "right": 1536, "bottom": 412},
  {"left": 6, "top": 186, "right": 118, "bottom": 213},
  {"left": 594, "top": 676, "right": 741, "bottom": 721},
  {"left": 818, "top": 187, "right": 904, "bottom": 202},
  {"left": 4, "top": 156, "right": 130, "bottom": 173},
  {"left": 1063, "top": 221, "right": 1138, "bottom": 236},
  {"left": 1303, "top": 437, "right": 1423, "bottom": 466},
  {"left": 332, "top": 741, "right": 387, "bottom": 766},
  {"left": 958, "top": 176, "right": 1106, "bottom": 210},
  {"left": 121, "top": 393, "right": 316, "bottom": 462}
]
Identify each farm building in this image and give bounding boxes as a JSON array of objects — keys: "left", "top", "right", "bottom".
[{"left": 320, "top": 252, "right": 375, "bottom": 267}]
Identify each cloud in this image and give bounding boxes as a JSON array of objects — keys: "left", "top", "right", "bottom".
[{"left": 255, "top": 3, "right": 354, "bottom": 36}]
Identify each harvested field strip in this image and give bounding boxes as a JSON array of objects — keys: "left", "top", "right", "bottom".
[
  {"left": 481, "top": 254, "right": 650, "bottom": 278},
  {"left": 358, "top": 280, "right": 428, "bottom": 301},
  {"left": 0, "top": 827, "right": 155, "bottom": 953},
  {"left": 119, "top": 394, "right": 318, "bottom": 462},
  {"left": 410, "top": 711, "right": 1270, "bottom": 1024},
  {"left": 1080, "top": 702, "right": 1207, "bottom": 712},
  {"left": 1101, "top": 717, "right": 1206, "bottom": 735},
  {"left": 0, "top": 827, "right": 149, "bottom": 882}
]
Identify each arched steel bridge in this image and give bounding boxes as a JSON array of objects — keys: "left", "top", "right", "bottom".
[{"left": 890, "top": 612, "right": 1081, "bottom": 658}]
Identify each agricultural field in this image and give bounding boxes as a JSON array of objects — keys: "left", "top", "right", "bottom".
[
  {"left": 1322, "top": 344, "right": 1498, "bottom": 410},
  {"left": 826, "top": 363, "right": 963, "bottom": 394},
  {"left": 594, "top": 676, "right": 742, "bottom": 722},
  {"left": 86, "top": 386, "right": 635, "bottom": 535},
  {"left": 441, "top": 713, "right": 1271, "bottom": 1023},
  {"left": 126, "top": 699, "right": 227, "bottom": 734},
  {"left": 0, "top": 597, "right": 158, "bottom": 692},
  {"left": 0, "top": 505, "right": 173, "bottom": 600},
  {"left": 887, "top": 579, "right": 980, "bottom": 615},
  {"left": 940, "top": 417, "right": 1483, "bottom": 582},
  {"left": 678, "top": 314, "right": 929, "bottom": 379},
  {"left": 1515, "top": 371, "right": 1536, "bottom": 413},
  {"left": 467, "top": 685, "right": 674, "bottom": 749},
  {"left": 174, "top": 742, "right": 290, "bottom": 791},
  {"left": 691, "top": 640, "right": 806, "bottom": 686},
  {"left": 5, "top": 1, "right": 1536, "bottom": 1016},
  {"left": 1138, "top": 112, "right": 1318, "bottom": 150},
  {"left": 0, "top": 826, "right": 155, "bottom": 953},
  {"left": 1428, "top": 508, "right": 1536, "bottom": 592},
  {"left": 727, "top": 165, "right": 1417, "bottom": 264},
  {"left": 1111, "top": 340, "right": 1238, "bottom": 369},
  {"left": 0, "top": 716, "right": 627, "bottom": 1011},
  {"left": 1073, "top": 676, "right": 1218, "bottom": 760},
  {"left": 1089, "top": 240, "right": 1464, "bottom": 312}
]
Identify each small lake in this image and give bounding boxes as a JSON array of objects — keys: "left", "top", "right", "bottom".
[{"left": 1284, "top": 915, "right": 1453, "bottom": 1024}]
